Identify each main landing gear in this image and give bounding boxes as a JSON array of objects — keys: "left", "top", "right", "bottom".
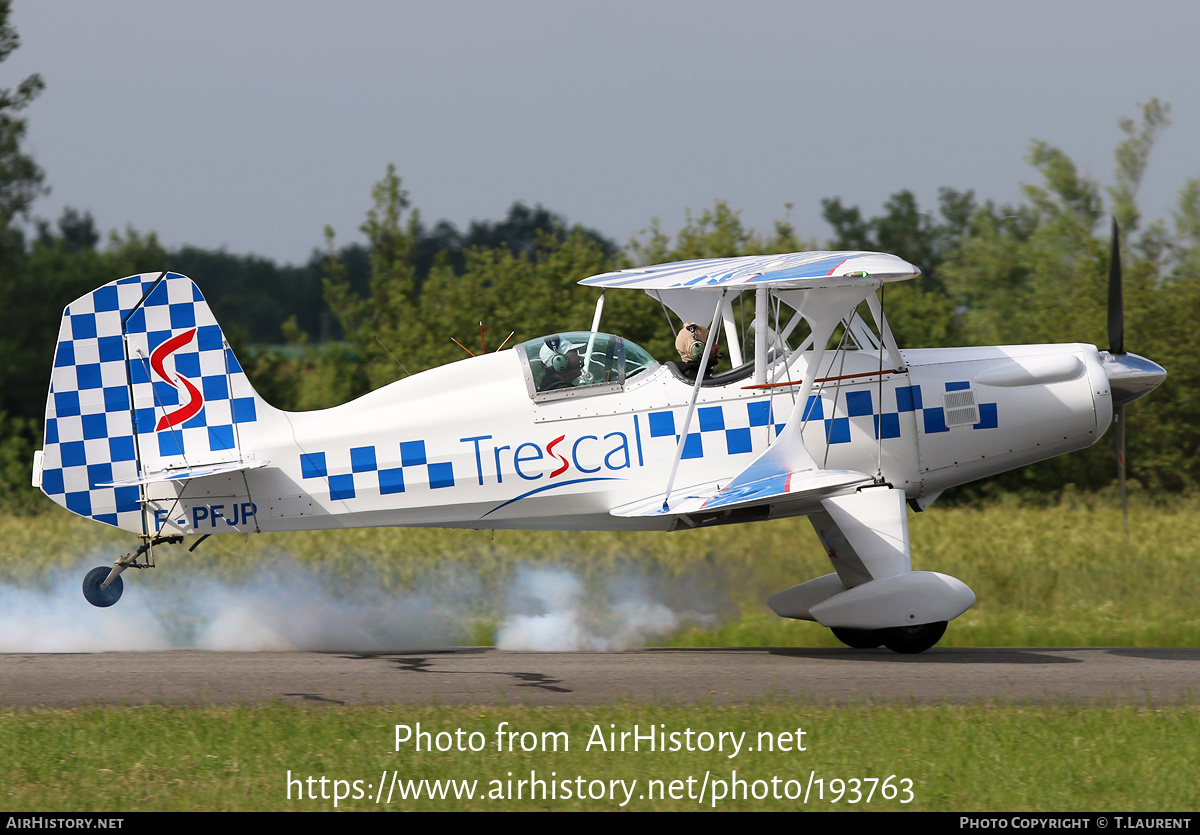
[
  {"left": 831, "top": 621, "right": 947, "bottom": 654},
  {"left": 81, "top": 535, "right": 182, "bottom": 608}
]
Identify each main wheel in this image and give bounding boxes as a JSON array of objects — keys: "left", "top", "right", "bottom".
[
  {"left": 882, "top": 621, "right": 947, "bottom": 654},
  {"left": 82, "top": 566, "right": 123, "bottom": 608},
  {"left": 831, "top": 626, "right": 885, "bottom": 649}
]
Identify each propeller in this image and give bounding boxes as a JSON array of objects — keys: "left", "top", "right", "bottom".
[
  {"left": 1108, "top": 217, "right": 1124, "bottom": 357},
  {"left": 1108, "top": 218, "right": 1129, "bottom": 541},
  {"left": 1103, "top": 218, "right": 1168, "bottom": 542}
]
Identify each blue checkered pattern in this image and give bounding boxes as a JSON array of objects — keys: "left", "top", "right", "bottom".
[
  {"left": 812, "top": 382, "right": 998, "bottom": 443},
  {"left": 648, "top": 401, "right": 785, "bottom": 460},
  {"left": 645, "top": 383, "right": 999, "bottom": 460},
  {"left": 299, "top": 439, "right": 456, "bottom": 501},
  {"left": 39, "top": 272, "right": 261, "bottom": 530},
  {"left": 896, "top": 382, "right": 998, "bottom": 436}
]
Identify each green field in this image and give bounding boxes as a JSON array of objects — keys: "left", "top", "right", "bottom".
[
  {"left": 2, "top": 496, "right": 1198, "bottom": 811},
  {"left": 3, "top": 703, "right": 1198, "bottom": 811},
  {"left": 2, "top": 492, "right": 1197, "bottom": 649}
]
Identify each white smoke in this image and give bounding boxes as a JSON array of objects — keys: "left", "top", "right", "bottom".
[
  {"left": 495, "top": 565, "right": 716, "bottom": 651},
  {"left": 0, "top": 559, "right": 464, "bottom": 653},
  {"left": 0, "top": 570, "right": 173, "bottom": 652},
  {"left": 0, "top": 559, "right": 725, "bottom": 653},
  {"left": 177, "top": 569, "right": 459, "bottom": 651}
]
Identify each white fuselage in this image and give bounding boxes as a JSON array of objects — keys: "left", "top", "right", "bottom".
[{"left": 143, "top": 341, "right": 1112, "bottom": 537}]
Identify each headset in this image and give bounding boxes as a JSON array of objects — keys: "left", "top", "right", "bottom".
[
  {"left": 543, "top": 337, "right": 573, "bottom": 372},
  {"left": 684, "top": 324, "right": 705, "bottom": 360}
]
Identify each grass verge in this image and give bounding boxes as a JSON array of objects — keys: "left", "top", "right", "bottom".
[
  {"left": 3, "top": 702, "right": 1199, "bottom": 811},
  {"left": 2, "top": 492, "right": 1197, "bottom": 648}
]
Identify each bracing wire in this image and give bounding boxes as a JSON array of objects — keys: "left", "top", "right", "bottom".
[
  {"left": 874, "top": 285, "right": 887, "bottom": 482},
  {"left": 819, "top": 309, "right": 858, "bottom": 470}
]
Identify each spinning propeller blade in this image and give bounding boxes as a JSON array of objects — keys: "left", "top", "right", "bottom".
[
  {"left": 1098, "top": 219, "right": 1165, "bottom": 542},
  {"left": 1115, "top": 403, "right": 1129, "bottom": 541},
  {"left": 1108, "top": 217, "right": 1124, "bottom": 357},
  {"left": 1109, "top": 218, "right": 1130, "bottom": 540}
]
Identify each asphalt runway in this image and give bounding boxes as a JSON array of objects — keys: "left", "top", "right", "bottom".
[{"left": 3, "top": 647, "right": 1199, "bottom": 707}]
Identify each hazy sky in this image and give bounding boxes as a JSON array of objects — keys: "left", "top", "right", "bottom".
[{"left": 8, "top": 1, "right": 1199, "bottom": 266}]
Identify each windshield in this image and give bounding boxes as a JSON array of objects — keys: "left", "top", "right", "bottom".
[{"left": 519, "top": 331, "right": 657, "bottom": 397}]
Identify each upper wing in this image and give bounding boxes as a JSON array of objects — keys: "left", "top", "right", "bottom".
[{"left": 580, "top": 251, "right": 918, "bottom": 291}]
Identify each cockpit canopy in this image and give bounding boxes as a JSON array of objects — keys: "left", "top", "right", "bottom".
[{"left": 517, "top": 331, "right": 658, "bottom": 401}]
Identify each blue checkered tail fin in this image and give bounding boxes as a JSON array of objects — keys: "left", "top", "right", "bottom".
[{"left": 33, "top": 272, "right": 268, "bottom": 530}]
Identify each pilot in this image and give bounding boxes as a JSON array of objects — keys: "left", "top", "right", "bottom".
[
  {"left": 538, "top": 335, "right": 585, "bottom": 390},
  {"left": 675, "top": 322, "right": 720, "bottom": 378}
]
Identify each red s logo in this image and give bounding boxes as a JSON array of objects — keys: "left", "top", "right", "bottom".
[
  {"left": 546, "top": 435, "right": 569, "bottom": 478},
  {"left": 150, "top": 328, "right": 204, "bottom": 431}
]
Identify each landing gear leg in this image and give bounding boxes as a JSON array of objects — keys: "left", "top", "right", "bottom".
[{"left": 80, "top": 535, "right": 182, "bottom": 608}]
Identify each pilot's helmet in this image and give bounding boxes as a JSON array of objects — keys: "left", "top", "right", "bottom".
[
  {"left": 539, "top": 335, "right": 583, "bottom": 373},
  {"left": 675, "top": 322, "right": 710, "bottom": 362}
]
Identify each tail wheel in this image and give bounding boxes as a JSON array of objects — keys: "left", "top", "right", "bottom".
[
  {"left": 82, "top": 566, "right": 123, "bottom": 608},
  {"left": 882, "top": 621, "right": 947, "bottom": 654},
  {"left": 831, "top": 627, "right": 885, "bottom": 649}
]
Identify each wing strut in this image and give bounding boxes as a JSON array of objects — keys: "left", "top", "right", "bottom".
[
  {"left": 612, "top": 285, "right": 886, "bottom": 520},
  {"left": 662, "top": 289, "right": 728, "bottom": 510},
  {"left": 720, "top": 285, "right": 875, "bottom": 494}
]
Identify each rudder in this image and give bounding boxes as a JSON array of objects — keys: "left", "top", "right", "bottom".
[{"left": 34, "top": 271, "right": 267, "bottom": 533}]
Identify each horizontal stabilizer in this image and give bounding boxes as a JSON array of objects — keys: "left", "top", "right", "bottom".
[
  {"left": 611, "top": 467, "right": 871, "bottom": 518},
  {"left": 98, "top": 459, "right": 269, "bottom": 488}
]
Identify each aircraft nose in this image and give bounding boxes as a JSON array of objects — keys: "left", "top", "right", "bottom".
[{"left": 1101, "top": 351, "right": 1167, "bottom": 406}]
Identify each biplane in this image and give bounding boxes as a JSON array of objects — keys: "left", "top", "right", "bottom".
[{"left": 31, "top": 244, "right": 1165, "bottom": 652}]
